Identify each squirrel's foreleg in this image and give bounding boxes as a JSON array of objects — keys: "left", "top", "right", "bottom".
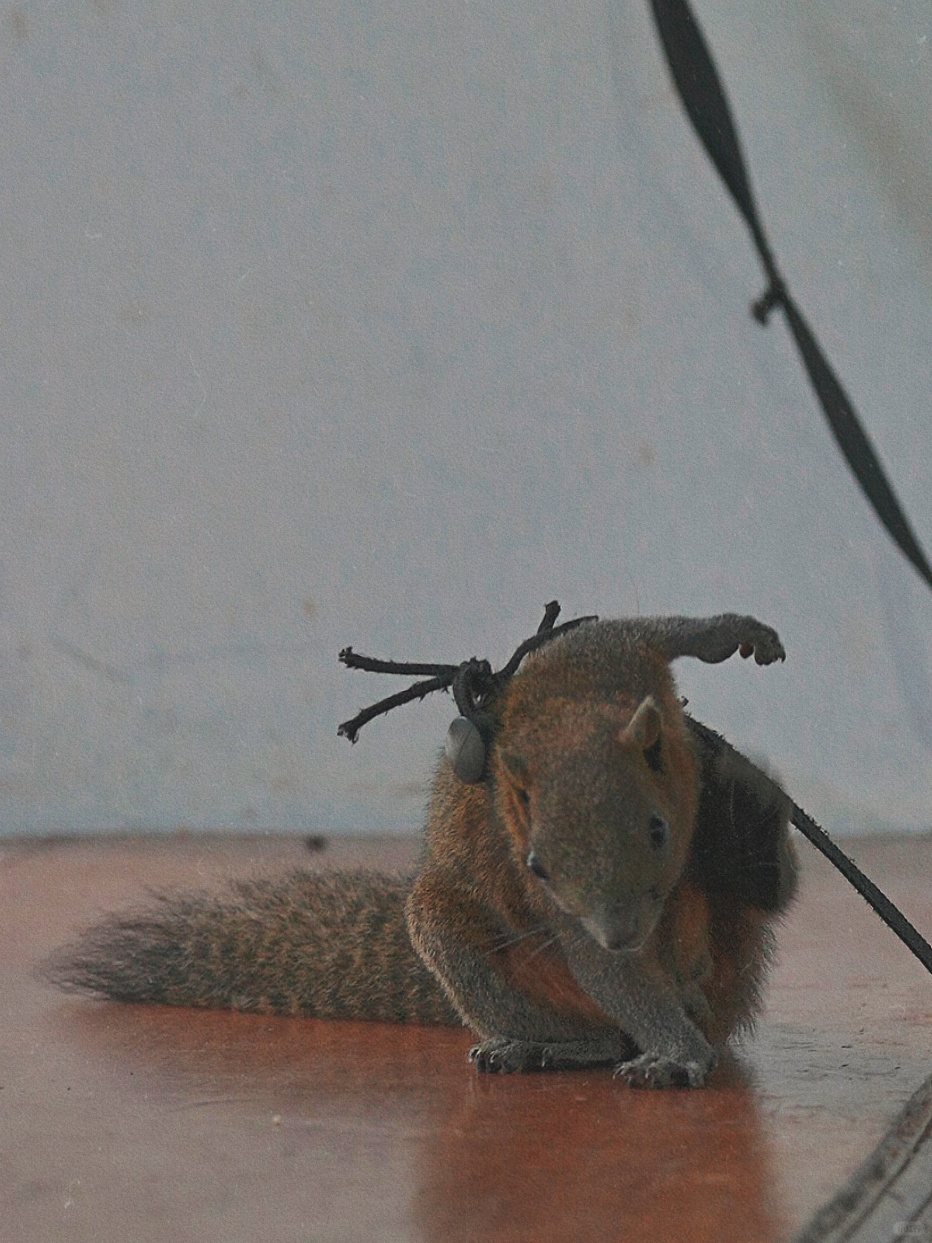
[
  {"left": 633, "top": 613, "right": 785, "bottom": 666},
  {"left": 558, "top": 923, "right": 718, "bottom": 1087},
  {"left": 405, "top": 873, "right": 632, "bottom": 1070}
]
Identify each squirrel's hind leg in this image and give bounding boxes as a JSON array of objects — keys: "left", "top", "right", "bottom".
[{"left": 469, "top": 1033, "right": 634, "bottom": 1074}]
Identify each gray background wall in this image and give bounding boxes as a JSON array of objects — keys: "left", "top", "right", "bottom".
[{"left": 2, "top": 0, "right": 931, "bottom": 836}]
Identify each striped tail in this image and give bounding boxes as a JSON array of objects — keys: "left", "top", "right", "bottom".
[{"left": 44, "top": 868, "right": 461, "bottom": 1026}]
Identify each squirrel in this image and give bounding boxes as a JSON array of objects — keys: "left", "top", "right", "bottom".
[{"left": 46, "top": 613, "right": 797, "bottom": 1088}]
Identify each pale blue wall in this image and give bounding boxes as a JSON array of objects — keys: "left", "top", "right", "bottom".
[{"left": 2, "top": 1, "right": 931, "bottom": 835}]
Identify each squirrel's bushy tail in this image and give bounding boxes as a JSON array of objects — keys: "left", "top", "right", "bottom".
[{"left": 45, "top": 868, "right": 461, "bottom": 1026}]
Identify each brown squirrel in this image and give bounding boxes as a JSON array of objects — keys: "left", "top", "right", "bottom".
[{"left": 47, "top": 613, "right": 797, "bottom": 1087}]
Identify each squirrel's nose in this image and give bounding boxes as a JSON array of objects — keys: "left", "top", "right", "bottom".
[
  {"left": 583, "top": 909, "right": 645, "bottom": 953},
  {"left": 602, "top": 925, "right": 645, "bottom": 953}
]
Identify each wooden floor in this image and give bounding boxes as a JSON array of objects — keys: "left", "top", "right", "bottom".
[{"left": 2, "top": 830, "right": 932, "bottom": 1243}]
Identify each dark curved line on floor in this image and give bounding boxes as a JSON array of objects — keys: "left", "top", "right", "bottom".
[{"left": 795, "top": 1069, "right": 932, "bottom": 1242}]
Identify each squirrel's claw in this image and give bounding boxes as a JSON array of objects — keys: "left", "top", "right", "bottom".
[
  {"left": 738, "top": 623, "right": 785, "bottom": 665},
  {"left": 467, "top": 1037, "right": 598, "bottom": 1073},
  {"left": 613, "top": 1052, "right": 712, "bottom": 1088},
  {"left": 469, "top": 1038, "right": 535, "bottom": 1074}
]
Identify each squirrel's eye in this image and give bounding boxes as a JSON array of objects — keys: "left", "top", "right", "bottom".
[
  {"left": 648, "top": 814, "right": 669, "bottom": 850},
  {"left": 526, "top": 850, "right": 549, "bottom": 880},
  {"left": 516, "top": 786, "right": 530, "bottom": 809}
]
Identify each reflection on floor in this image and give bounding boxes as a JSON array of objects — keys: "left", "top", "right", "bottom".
[{"left": 2, "top": 830, "right": 931, "bottom": 1242}]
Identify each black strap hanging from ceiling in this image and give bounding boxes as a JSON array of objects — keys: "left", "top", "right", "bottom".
[
  {"left": 646, "top": 1, "right": 932, "bottom": 978},
  {"left": 647, "top": 0, "right": 932, "bottom": 595}
]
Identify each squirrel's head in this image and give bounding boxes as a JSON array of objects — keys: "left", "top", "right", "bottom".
[{"left": 493, "top": 694, "right": 699, "bottom": 953}]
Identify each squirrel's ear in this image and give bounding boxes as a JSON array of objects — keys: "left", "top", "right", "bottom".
[
  {"left": 621, "top": 696, "right": 662, "bottom": 752},
  {"left": 498, "top": 749, "right": 530, "bottom": 789}
]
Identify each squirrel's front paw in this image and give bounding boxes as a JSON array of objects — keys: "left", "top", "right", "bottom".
[
  {"left": 737, "top": 619, "right": 785, "bottom": 666},
  {"left": 613, "top": 1052, "right": 712, "bottom": 1088},
  {"left": 469, "top": 1038, "right": 545, "bottom": 1074}
]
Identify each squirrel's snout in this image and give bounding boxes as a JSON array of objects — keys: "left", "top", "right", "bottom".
[
  {"left": 582, "top": 907, "right": 650, "bottom": 954},
  {"left": 600, "top": 928, "right": 646, "bottom": 954}
]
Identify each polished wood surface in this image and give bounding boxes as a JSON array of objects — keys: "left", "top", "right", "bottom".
[{"left": 2, "top": 831, "right": 931, "bottom": 1242}]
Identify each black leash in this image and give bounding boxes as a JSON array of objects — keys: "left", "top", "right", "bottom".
[
  {"left": 647, "top": 0, "right": 932, "bottom": 594},
  {"left": 340, "top": 14, "right": 932, "bottom": 981},
  {"left": 647, "top": 0, "right": 932, "bottom": 979},
  {"left": 789, "top": 802, "right": 932, "bottom": 977}
]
